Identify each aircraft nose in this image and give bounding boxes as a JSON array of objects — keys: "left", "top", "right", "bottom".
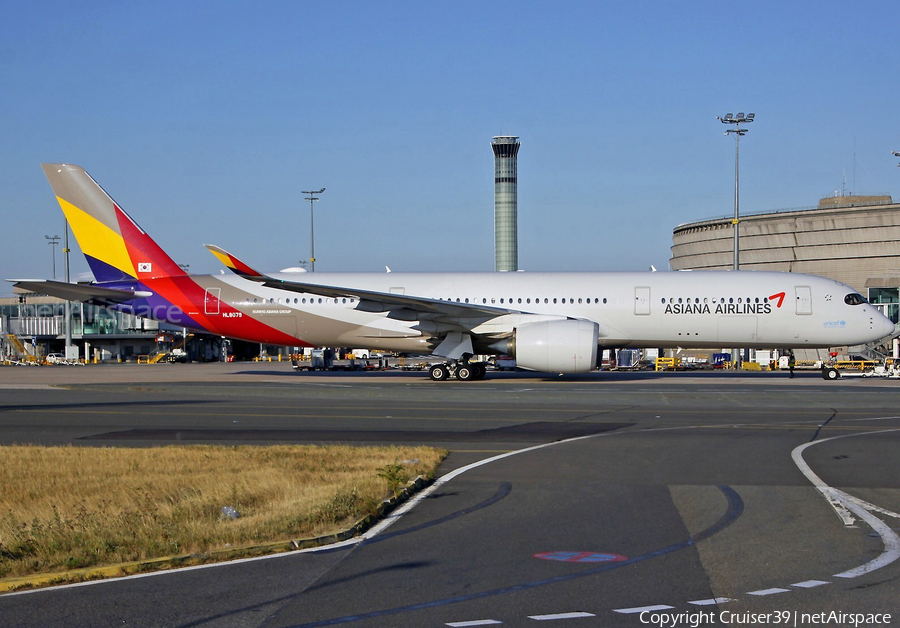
[
  {"left": 869, "top": 306, "right": 897, "bottom": 339},
  {"left": 878, "top": 312, "right": 897, "bottom": 338}
]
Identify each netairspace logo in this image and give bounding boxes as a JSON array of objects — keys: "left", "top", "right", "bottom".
[{"left": 640, "top": 610, "right": 893, "bottom": 627}]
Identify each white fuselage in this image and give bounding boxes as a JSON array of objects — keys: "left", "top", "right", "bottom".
[{"left": 206, "top": 270, "right": 894, "bottom": 352}]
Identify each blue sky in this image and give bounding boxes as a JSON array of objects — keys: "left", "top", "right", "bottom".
[{"left": 2, "top": 0, "right": 898, "bottom": 291}]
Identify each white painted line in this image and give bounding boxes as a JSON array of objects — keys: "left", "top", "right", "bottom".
[
  {"left": 614, "top": 605, "right": 675, "bottom": 614},
  {"left": 842, "top": 493, "right": 900, "bottom": 520},
  {"left": 360, "top": 431, "right": 613, "bottom": 541},
  {"left": 791, "top": 580, "right": 829, "bottom": 588},
  {"left": 528, "top": 612, "right": 595, "bottom": 621},
  {"left": 446, "top": 620, "right": 503, "bottom": 627},
  {"left": 847, "top": 415, "right": 900, "bottom": 423},
  {"left": 792, "top": 429, "right": 900, "bottom": 578},
  {"left": 748, "top": 588, "right": 791, "bottom": 596},
  {"left": 688, "top": 598, "right": 734, "bottom": 605}
]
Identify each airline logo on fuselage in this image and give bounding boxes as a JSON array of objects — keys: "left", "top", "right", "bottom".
[{"left": 663, "top": 292, "right": 785, "bottom": 316}]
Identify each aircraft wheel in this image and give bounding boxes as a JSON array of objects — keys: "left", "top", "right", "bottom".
[
  {"left": 472, "top": 363, "right": 487, "bottom": 380},
  {"left": 823, "top": 367, "right": 841, "bottom": 380},
  {"left": 429, "top": 364, "right": 449, "bottom": 381},
  {"left": 457, "top": 364, "right": 476, "bottom": 381}
]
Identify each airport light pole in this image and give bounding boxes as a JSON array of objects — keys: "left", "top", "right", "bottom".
[
  {"left": 718, "top": 112, "right": 755, "bottom": 369},
  {"left": 45, "top": 235, "right": 60, "bottom": 280},
  {"left": 302, "top": 188, "right": 325, "bottom": 271},
  {"left": 178, "top": 264, "right": 190, "bottom": 359},
  {"left": 717, "top": 112, "right": 755, "bottom": 271},
  {"left": 63, "top": 219, "right": 73, "bottom": 360}
]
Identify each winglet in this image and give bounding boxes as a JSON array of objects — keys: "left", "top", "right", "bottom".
[{"left": 204, "top": 244, "right": 266, "bottom": 280}]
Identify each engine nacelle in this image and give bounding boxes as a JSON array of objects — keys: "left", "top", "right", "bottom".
[{"left": 507, "top": 319, "right": 599, "bottom": 373}]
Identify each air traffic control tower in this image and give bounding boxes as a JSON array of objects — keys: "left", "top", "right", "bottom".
[{"left": 492, "top": 135, "right": 520, "bottom": 272}]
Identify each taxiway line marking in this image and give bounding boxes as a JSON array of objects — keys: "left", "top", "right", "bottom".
[
  {"left": 747, "top": 588, "right": 791, "bottom": 596},
  {"left": 446, "top": 620, "right": 503, "bottom": 626},
  {"left": 791, "top": 580, "right": 829, "bottom": 588},
  {"left": 791, "top": 429, "right": 900, "bottom": 578},
  {"left": 613, "top": 605, "right": 675, "bottom": 614},
  {"left": 688, "top": 598, "right": 733, "bottom": 605},
  {"left": 527, "top": 612, "right": 595, "bottom": 620}
]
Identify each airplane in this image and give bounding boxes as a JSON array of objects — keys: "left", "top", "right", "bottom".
[{"left": 9, "top": 163, "right": 896, "bottom": 381}]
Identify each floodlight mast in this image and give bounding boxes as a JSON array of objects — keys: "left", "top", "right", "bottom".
[
  {"left": 301, "top": 188, "right": 326, "bottom": 271},
  {"left": 717, "top": 112, "right": 755, "bottom": 271},
  {"left": 45, "top": 234, "right": 60, "bottom": 280},
  {"left": 717, "top": 112, "right": 754, "bottom": 370}
]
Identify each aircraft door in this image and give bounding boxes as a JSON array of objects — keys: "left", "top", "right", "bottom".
[
  {"left": 635, "top": 287, "right": 651, "bottom": 315},
  {"left": 205, "top": 287, "right": 221, "bottom": 315},
  {"left": 795, "top": 286, "right": 812, "bottom": 315}
]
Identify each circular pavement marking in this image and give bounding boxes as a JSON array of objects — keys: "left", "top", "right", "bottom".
[{"left": 533, "top": 551, "right": 628, "bottom": 563}]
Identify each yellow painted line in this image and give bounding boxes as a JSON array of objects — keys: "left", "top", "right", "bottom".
[
  {"left": 450, "top": 449, "right": 515, "bottom": 453},
  {"left": 0, "top": 534, "right": 344, "bottom": 593},
  {"left": 641, "top": 423, "right": 900, "bottom": 432},
  {"left": 8, "top": 409, "right": 536, "bottom": 423}
]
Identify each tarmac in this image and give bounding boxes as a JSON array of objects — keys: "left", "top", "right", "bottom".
[{"left": 0, "top": 362, "right": 898, "bottom": 626}]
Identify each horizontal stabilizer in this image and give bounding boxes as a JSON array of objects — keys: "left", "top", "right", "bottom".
[
  {"left": 204, "top": 244, "right": 266, "bottom": 279},
  {"left": 8, "top": 280, "right": 148, "bottom": 305}
]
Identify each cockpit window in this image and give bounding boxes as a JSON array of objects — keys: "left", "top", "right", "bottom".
[{"left": 844, "top": 293, "right": 867, "bottom": 306}]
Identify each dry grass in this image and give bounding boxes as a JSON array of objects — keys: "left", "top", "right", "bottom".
[{"left": 0, "top": 444, "right": 445, "bottom": 579}]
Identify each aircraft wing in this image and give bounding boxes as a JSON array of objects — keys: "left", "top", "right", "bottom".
[
  {"left": 205, "top": 244, "right": 515, "bottom": 320},
  {"left": 8, "top": 279, "right": 148, "bottom": 306}
]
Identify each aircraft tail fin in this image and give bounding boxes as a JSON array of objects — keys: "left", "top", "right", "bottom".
[{"left": 41, "top": 164, "right": 186, "bottom": 283}]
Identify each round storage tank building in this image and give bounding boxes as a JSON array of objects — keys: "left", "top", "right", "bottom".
[{"left": 670, "top": 195, "right": 900, "bottom": 323}]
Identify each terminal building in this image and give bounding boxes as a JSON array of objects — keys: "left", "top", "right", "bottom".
[
  {"left": 670, "top": 194, "right": 900, "bottom": 326},
  {"left": 0, "top": 294, "right": 228, "bottom": 363}
]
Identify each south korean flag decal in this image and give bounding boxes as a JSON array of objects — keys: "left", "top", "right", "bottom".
[{"left": 138, "top": 262, "right": 152, "bottom": 274}]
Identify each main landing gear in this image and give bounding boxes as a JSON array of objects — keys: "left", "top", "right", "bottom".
[{"left": 429, "top": 360, "right": 487, "bottom": 382}]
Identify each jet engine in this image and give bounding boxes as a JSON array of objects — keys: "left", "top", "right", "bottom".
[{"left": 503, "top": 319, "right": 599, "bottom": 373}]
